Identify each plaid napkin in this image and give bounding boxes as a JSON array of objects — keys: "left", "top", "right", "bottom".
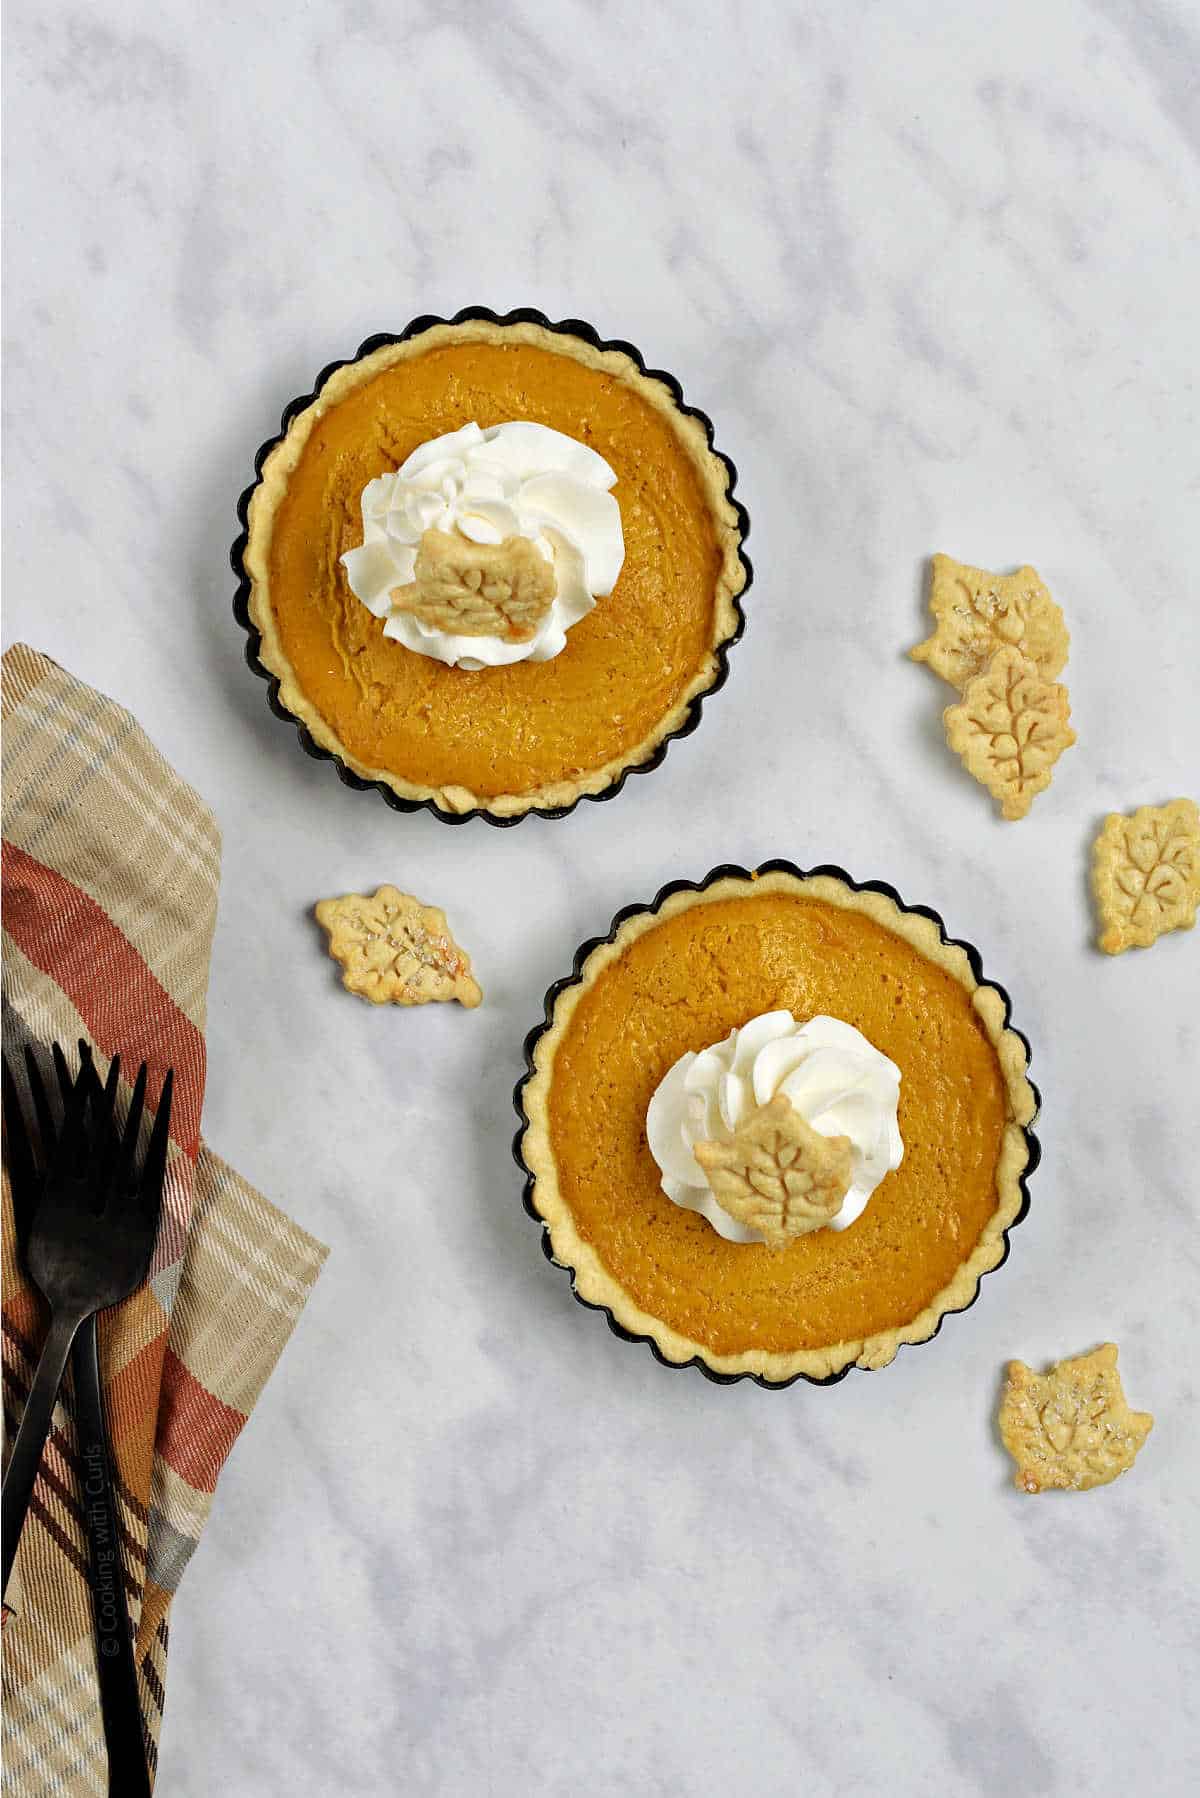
[{"left": 1, "top": 644, "right": 328, "bottom": 1794}]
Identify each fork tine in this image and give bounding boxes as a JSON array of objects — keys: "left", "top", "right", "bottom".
[
  {"left": 139, "top": 1068, "right": 174, "bottom": 1219},
  {"left": 53, "top": 1041, "right": 100, "bottom": 1111},
  {"left": 69, "top": 1040, "right": 105, "bottom": 1149},
  {"left": 113, "top": 1062, "right": 149, "bottom": 1193},
  {"left": 47, "top": 1042, "right": 102, "bottom": 1184},
  {"left": 47, "top": 1043, "right": 110, "bottom": 1209},
  {"left": 97, "top": 1053, "right": 122, "bottom": 1129},
  {"left": 44, "top": 1040, "right": 98, "bottom": 1179},
  {"left": 2, "top": 1052, "right": 40, "bottom": 1251},
  {"left": 23, "top": 1044, "right": 55, "bottom": 1149},
  {"left": 87, "top": 1052, "right": 124, "bottom": 1193},
  {"left": 51, "top": 1041, "right": 71, "bottom": 1103}
]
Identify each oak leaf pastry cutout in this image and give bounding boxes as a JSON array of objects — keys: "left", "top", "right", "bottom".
[
  {"left": 389, "top": 528, "right": 557, "bottom": 643},
  {"left": 943, "top": 647, "right": 1075, "bottom": 820},
  {"left": 999, "top": 1344, "right": 1153, "bottom": 1494},
  {"left": 1092, "top": 799, "right": 1199, "bottom": 954},
  {"left": 693, "top": 1094, "right": 853, "bottom": 1246},
  {"left": 911, "top": 554, "right": 1069, "bottom": 690},
  {"left": 315, "top": 885, "right": 482, "bottom": 1007}
]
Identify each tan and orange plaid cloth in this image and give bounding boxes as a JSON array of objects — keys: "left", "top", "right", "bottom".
[{"left": 1, "top": 645, "right": 328, "bottom": 1794}]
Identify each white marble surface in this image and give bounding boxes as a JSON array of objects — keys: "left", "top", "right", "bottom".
[{"left": 5, "top": 2, "right": 1199, "bottom": 1792}]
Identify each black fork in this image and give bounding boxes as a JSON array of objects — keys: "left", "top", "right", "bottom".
[{"left": 2, "top": 1041, "right": 172, "bottom": 1798}]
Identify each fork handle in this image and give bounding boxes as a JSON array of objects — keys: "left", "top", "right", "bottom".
[
  {"left": 2, "top": 1308, "right": 83, "bottom": 1596},
  {"left": 72, "top": 1316, "right": 152, "bottom": 1797}
]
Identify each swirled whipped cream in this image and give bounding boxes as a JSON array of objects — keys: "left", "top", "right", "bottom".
[
  {"left": 646, "top": 1012, "right": 904, "bottom": 1243},
  {"left": 340, "top": 421, "right": 624, "bottom": 670}
]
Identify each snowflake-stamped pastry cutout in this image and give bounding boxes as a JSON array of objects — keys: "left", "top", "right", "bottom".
[
  {"left": 390, "top": 528, "right": 557, "bottom": 642},
  {"left": 943, "top": 647, "right": 1076, "bottom": 820},
  {"left": 911, "top": 555, "right": 1069, "bottom": 690},
  {"left": 314, "top": 885, "right": 482, "bottom": 1007},
  {"left": 999, "top": 1344, "right": 1153, "bottom": 1494},
  {"left": 1092, "top": 799, "right": 1200, "bottom": 955},
  {"left": 693, "top": 1095, "right": 853, "bottom": 1246}
]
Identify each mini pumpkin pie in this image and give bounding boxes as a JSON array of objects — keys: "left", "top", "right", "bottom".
[
  {"left": 237, "top": 313, "right": 749, "bottom": 821},
  {"left": 517, "top": 864, "right": 1039, "bottom": 1386}
]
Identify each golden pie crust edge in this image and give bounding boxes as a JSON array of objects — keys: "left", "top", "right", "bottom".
[
  {"left": 519, "top": 870, "right": 1038, "bottom": 1384},
  {"left": 242, "top": 319, "right": 748, "bottom": 818}
]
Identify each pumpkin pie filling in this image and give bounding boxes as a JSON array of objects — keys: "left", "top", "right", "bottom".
[
  {"left": 251, "top": 332, "right": 744, "bottom": 809},
  {"left": 527, "top": 877, "right": 1035, "bottom": 1377}
]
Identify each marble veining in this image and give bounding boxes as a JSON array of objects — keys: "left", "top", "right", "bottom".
[{"left": 4, "top": 1, "right": 1198, "bottom": 1792}]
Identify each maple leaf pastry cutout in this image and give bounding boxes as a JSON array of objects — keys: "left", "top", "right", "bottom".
[
  {"left": 943, "top": 647, "right": 1076, "bottom": 820},
  {"left": 1092, "top": 799, "right": 1199, "bottom": 954},
  {"left": 389, "top": 529, "right": 557, "bottom": 643},
  {"left": 911, "top": 554, "right": 1069, "bottom": 690},
  {"left": 999, "top": 1344, "right": 1153, "bottom": 1493},
  {"left": 693, "top": 1095, "right": 853, "bottom": 1245},
  {"left": 314, "top": 885, "right": 482, "bottom": 1007}
]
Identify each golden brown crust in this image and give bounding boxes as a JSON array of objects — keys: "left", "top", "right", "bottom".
[
  {"left": 520, "top": 870, "right": 1037, "bottom": 1383},
  {"left": 1091, "top": 799, "right": 1200, "bottom": 954},
  {"left": 999, "top": 1343, "right": 1152, "bottom": 1493},
  {"left": 243, "top": 320, "right": 747, "bottom": 817},
  {"left": 315, "top": 884, "right": 481, "bottom": 1007}
]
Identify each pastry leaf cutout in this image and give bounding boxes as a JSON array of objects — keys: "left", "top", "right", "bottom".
[
  {"left": 999, "top": 1343, "right": 1153, "bottom": 1493},
  {"left": 911, "top": 555, "right": 1069, "bottom": 690},
  {"left": 693, "top": 1095, "right": 853, "bottom": 1245},
  {"left": 1092, "top": 799, "right": 1200, "bottom": 954},
  {"left": 943, "top": 647, "right": 1075, "bottom": 820},
  {"left": 315, "top": 885, "right": 482, "bottom": 1007},
  {"left": 391, "top": 529, "right": 556, "bottom": 642}
]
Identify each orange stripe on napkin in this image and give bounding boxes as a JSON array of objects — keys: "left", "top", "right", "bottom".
[
  {"left": 1, "top": 843, "right": 205, "bottom": 1155},
  {"left": 155, "top": 1351, "right": 246, "bottom": 1496}
]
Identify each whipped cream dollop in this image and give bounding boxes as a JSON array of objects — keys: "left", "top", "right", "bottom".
[
  {"left": 646, "top": 1012, "right": 904, "bottom": 1243},
  {"left": 340, "top": 421, "right": 624, "bottom": 670}
]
